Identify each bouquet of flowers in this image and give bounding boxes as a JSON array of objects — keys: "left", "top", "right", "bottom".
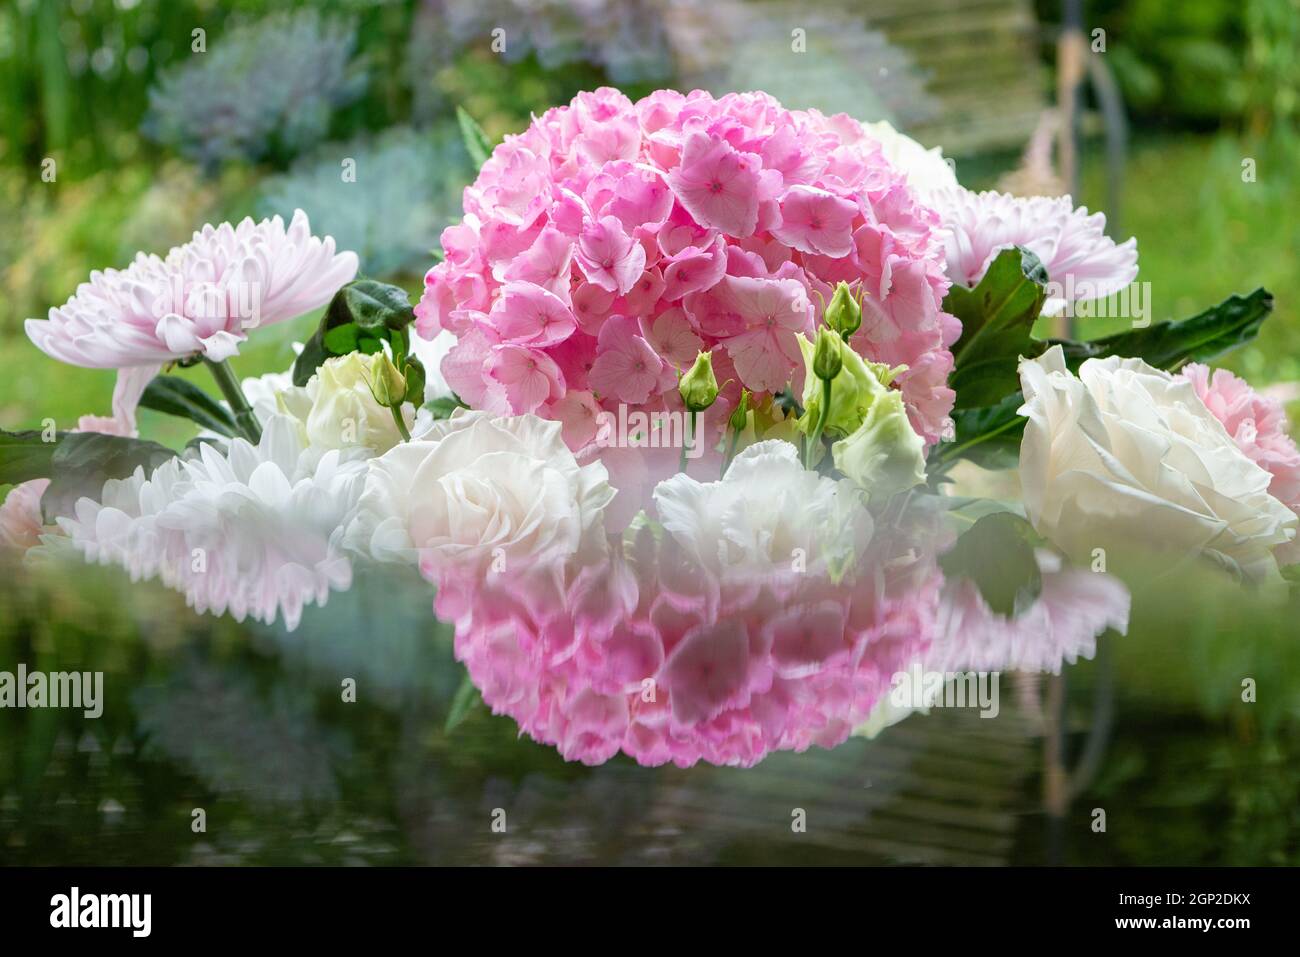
[{"left": 4, "top": 89, "right": 1297, "bottom": 768}]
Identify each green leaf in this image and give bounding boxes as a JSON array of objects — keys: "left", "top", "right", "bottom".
[
  {"left": 932, "top": 392, "right": 1026, "bottom": 472},
  {"left": 343, "top": 279, "right": 416, "bottom": 333},
  {"left": 292, "top": 329, "right": 331, "bottom": 387},
  {"left": 139, "top": 375, "right": 239, "bottom": 437},
  {"left": 0, "top": 429, "right": 65, "bottom": 486},
  {"left": 41, "top": 433, "right": 178, "bottom": 522},
  {"left": 322, "top": 324, "right": 361, "bottom": 355},
  {"left": 423, "top": 394, "right": 466, "bottom": 420},
  {"left": 939, "top": 511, "right": 1043, "bottom": 617},
  {"left": 291, "top": 280, "right": 416, "bottom": 386},
  {"left": 445, "top": 673, "right": 483, "bottom": 733},
  {"left": 1047, "top": 288, "right": 1273, "bottom": 372},
  {"left": 456, "top": 105, "right": 493, "bottom": 168},
  {"left": 946, "top": 247, "right": 1049, "bottom": 410}
]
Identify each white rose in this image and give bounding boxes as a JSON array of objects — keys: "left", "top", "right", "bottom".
[
  {"left": 862, "top": 120, "right": 959, "bottom": 200},
  {"left": 278, "top": 352, "right": 413, "bottom": 454},
  {"left": 1018, "top": 346, "right": 1297, "bottom": 582},
  {"left": 344, "top": 409, "right": 615, "bottom": 575},
  {"left": 652, "top": 440, "right": 872, "bottom": 580}
]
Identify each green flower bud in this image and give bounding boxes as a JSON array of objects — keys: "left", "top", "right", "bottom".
[
  {"left": 402, "top": 355, "right": 427, "bottom": 407},
  {"left": 729, "top": 388, "right": 751, "bottom": 431},
  {"left": 796, "top": 333, "right": 903, "bottom": 438},
  {"left": 824, "top": 281, "right": 862, "bottom": 337},
  {"left": 678, "top": 350, "right": 720, "bottom": 412},
  {"left": 367, "top": 352, "right": 407, "bottom": 408},
  {"left": 831, "top": 388, "right": 926, "bottom": 503},
  {"left": 812, "top": 327, "right": 844, "bottom": 381}
]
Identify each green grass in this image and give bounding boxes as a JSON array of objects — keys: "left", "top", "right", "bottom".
[{"left": 1076, "top": 131, "right": 1300, "bottom": 387}]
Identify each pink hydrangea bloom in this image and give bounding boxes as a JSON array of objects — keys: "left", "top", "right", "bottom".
[
  {"left": 26, "top": 209, "right": 357, "bottom": 369},
  {"left": 418, "top": 88, "right": 959, "bottom": 518},
  {"left": 1183, "top": 363, "right": 1300, "bottom": 565}
]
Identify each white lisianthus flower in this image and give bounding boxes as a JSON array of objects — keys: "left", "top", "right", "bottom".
[
  {"left": 344, "top": 409, "right": 615, "bottom": 576},
  {"left": 861, "top": 120, "right": 959, "bottom": 200},
  {"left": 58, "top": 415, "right": 368, "bottom": 630},
  {"left": 653, "top": 440, "right": 872, "bottom": 581},
  {"left": 277, "top": 352, "right": 414, "bottom": 454},
  {"left": 1018, "top": 346, "right": 1297, "bottom": 582}
]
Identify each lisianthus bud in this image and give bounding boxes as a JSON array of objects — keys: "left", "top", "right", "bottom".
[
  {"left": 831, "top": 388, "right": 926, "bottom": 502},
  {"left": 812, "top": 327, "right": 844, "bottom": 381},
  {"left": 729, "top": 388, "right": 751, "bottom": 431},
  {"left": 367, "top": 352, "right": 408, "bottom": 408},
  {"left": 679, "top": 350, "right": 719, "bottom": 412},
  {"left": 796, "top": 333, "right": 903, "bottom": 438},
  {"left": 824, "top": 281, "right": 862, "bottom": 337}
]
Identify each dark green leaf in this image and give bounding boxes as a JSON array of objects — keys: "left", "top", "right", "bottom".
[
  {"left": 41, "top": 432, "right": 178, "bottom": 522},
  {"left": 292, "top": 329, "right": 330, "bottom": 387},
  {"left": 1047, "top": 288, "right": 1273, "bottom": 372},
  {"left": 0, "top": 428, "right": 65, "bottom": 486},
  {"left": 939, "top": 511, "right": 1043, "bottom": 617},
  {"left": 343, "top": 279, "right": 415, "bottom": 333},
  {"left": 946, "top": 247, "right": 1049, "bottom": 410},
  {"left": 139, "top": 374, "right": 239, "bottom": 437},
  {"left": 456, "top": 105, "right": 493, "bottom": 168},
  {"left": 932, "top": 392, "right": 1026, "bottom": 472}
]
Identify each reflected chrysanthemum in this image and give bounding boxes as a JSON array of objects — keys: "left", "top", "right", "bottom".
[
  {"left": 57, "top": 416, "right": 368, "bottom": 631},
  {"left": 26, "top": 209, "right": 357, "bottom": 368}
]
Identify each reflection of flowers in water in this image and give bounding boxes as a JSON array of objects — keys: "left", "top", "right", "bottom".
[
  {"left": 258, "top": 127, "right": 473, "bottom": 278},
  {"left": 144, "top": 10, "right": 366, "bottom": 168},
  {"left": 352, "top": 427, "right": 947, "bottom": 767},
  {"left": 132, "top": 659, "right": 350, "bottom": 806}
]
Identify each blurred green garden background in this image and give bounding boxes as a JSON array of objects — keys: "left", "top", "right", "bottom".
[{"left": 1, "top": 0, "right": 1298, "bottom": 864}]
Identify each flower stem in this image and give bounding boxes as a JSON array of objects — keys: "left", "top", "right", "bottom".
[
  {"left": 390, "top": 404, "right": 412, "bottom": 443},
  {"left": 679, "top": 409, "right": 698, "bottom": 474},
  {"left": 203, "top": 357, "right": 261, "bottom": 444},
  {"left": 804, "top": 377, "right": 832, "bottom": 469}
]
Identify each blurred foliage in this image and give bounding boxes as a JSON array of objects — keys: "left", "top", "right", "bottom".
[
  {"left": 1037, "top": 0, "right": 1300, "bottom": 135},
  {"left": 142, "top": 8, "right": 367, "bottom": 170},
  {"left": 257, "top": 125, "right": 472, "bottom": 279}
]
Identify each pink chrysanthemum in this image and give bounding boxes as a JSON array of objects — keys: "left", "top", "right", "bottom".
[
  {"left": 26, "top": 209, "right": 357, "bottom": 368},
  {"left": 931, "top": 187, "right": 1137, "bottom": 305},
  {"left": 418, "top": 88, "right": 959, "bottom": 516},
  {"left": 1182, "top": 363, "right": 1300, "bottom": 565}
]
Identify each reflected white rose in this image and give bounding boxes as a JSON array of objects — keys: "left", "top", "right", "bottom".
[
  {"left": 344, "top": 409, "right": 615, "bottom": 576},
  {"left": 1018, "top": 346, "right": 1297, "bottom": 582},
  {"left": 653, "top": 440, "right": 872, "bottom": 580}
]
